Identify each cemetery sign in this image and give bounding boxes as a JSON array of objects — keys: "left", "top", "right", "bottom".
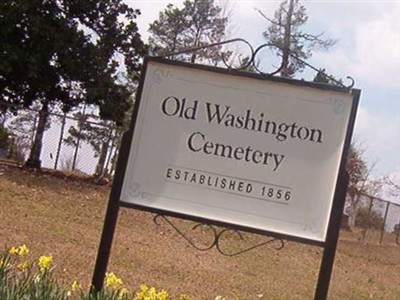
[{"left": 119, "top": 58, "right": 358, "bottom": 244}]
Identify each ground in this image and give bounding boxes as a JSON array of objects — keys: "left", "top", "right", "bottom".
[{"left": 0, "top": 162, "right": 399, "bottom": 299}]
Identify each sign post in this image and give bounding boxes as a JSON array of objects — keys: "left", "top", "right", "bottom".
[{"left": 92, "top": 57, "right": 360, "bottom": 298}]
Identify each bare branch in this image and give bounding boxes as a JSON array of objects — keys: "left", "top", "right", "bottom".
[{"left": 254, "top": 8, "right": 282, "bottom": 27}]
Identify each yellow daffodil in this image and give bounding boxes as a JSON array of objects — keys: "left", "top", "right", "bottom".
[
  {"left": 118, "top": 287, "right": 129, "bottom": 299},
  {"left": 71, "top": 280, "right": 81, "bottom": 292},
  {"left": 140, "top": 284, "right": 149, "bottom": 292},
  {"left": 158, "top": 289, "right": 169, "bottom": 300},
  {"left": 148, "top": 287, "right": 157, "bottom": 299},
  {"left": 136, "top": 284, "right": 149, "bottom": 300},
  {"left": 135, "top": 285, "right": 169, "bottom": 300},
  {"left": 9, "top": 246, "right": 19, "bottom": 255},
  {"left": 105, "top": 272, "right": 123, "bottom": 289},
  {"left": 9, "top": 244, "right": 30, "bottom": 256},
  {"left": 17, "top": 260, "right": 30, "bottom": 271},
  {"left": 38, "top": 255, "right": 53, "bottom": 271},
  {"left": 179, "top": 294, "right": 192, "bottom": 300},
  {"left": 18, "top": 244, "right": 29, "bottom": 256}
]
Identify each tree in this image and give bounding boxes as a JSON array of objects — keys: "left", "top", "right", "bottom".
[
  {"left": 148, "top": 0, "right": 230, "bottom": 65},
  {"left": 313, "top": 68, "right": 339, "bottom": 85},
  {"left": 0, "top": 126, "right": 10, "bottom": 153},
  {"left": 257, "top": 0, "right": 336, "bottom": 77},
  {"left": 383, "top": 175, "right": 400, "bottom": 199},
  {"left": 394, "top": 223, "right": 400, "bottom": 235},
  {"left": 6, "top": 103, "right": 45, "bottom": 158},
  {"left": 355, "top": 206, "right": 384, "bottom": 230},
  {"left": 0, "top": 0, "right": 146, "bottom": 168},
  {"left": 62, "top": 108, "right": 89, "bottom": 171},
  {"left": 0, "top": 125, "right": 24, "bottom": 161},
  {"left": 313, "top": 68, "right": 345, "bottom": 88},
  {"left": 345, "top": 143, "right": 382, "bottom": 228},
  {"left": 64, "top": 111, "right": 115, "bottom": 179}
]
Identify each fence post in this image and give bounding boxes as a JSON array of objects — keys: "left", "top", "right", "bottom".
[
  {"left": 379, "top": 201, "right": 390, "bottom": 244},
  {"left": 396, "top": 215, "right": 400, "bottom": 246},
  {"left": 362, "top": 196, "right": 374, "bottom": 242}
]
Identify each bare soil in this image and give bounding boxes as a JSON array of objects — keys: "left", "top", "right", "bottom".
[{"left": 0, "top": 163, "right": 399, "bottom": 299}]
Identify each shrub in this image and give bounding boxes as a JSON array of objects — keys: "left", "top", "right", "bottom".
[
  {"left": 355, "top": 207, "right": 384, "bottom": 229},
  {"left": 0, "top": 126, "right": 9, "bottom": 151}
]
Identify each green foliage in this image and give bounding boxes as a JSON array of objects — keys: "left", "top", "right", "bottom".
[
  {"left": 64, "top": 112, "right": 111, "bottom": 156},
  {"left": 63, "top": 111, "right": 115, "bottom": 176},
  {"left": 1, "top": 0, "right": 146, "bottom": 166},
  {"left": 258, "top": 0, "right": 335, "bottom": 77},
  {"left": 393, "top": 223, "right": 400, "bottom": 234},
  {"left": 0, "top": 126, "right": 9, "bottom": 150},
  {"left": 0, "top": 245, "right": 199, "bottom": 300},
  {"left": 313, "top": 68, "right": 343, "bottom": 86},
  {"left": 0, "top": 247, "right": 68, "bottom": 300},
  {"left": 355, "top": 207, "right": 384, "bottom": 230},
  {"left": 148, "top": 0, "right": 230, "bottom": 65},
  {"left": 343, "top": 144, "right": 382, "bottom": 229},
  {"left": 0, "top": 0, "right": 146, "bottom": 123},
  {"left": 0, "top": 125, "right": 25, "bottom": 161}
]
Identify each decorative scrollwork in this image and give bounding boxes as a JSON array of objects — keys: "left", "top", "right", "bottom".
[
  {"left": 215, "top": 229, "right": 285, "bottom": 256},
  {"left": 155, "top": 38, "right": 355, "bottom": 89},
  {"left": 287, "top": 51, "right": 355, "bottom": 90},
  {"left": 153, "top": 215, "right": 285, "bottom": 256},
  {"left": 157, "top": 38, "right": 251, "bottom": 62},
  {"left": 153, "top": 215, "right": 217, "bottom": 251}
]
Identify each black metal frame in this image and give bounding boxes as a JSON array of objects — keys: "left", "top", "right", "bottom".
[
  {"left": 156, "top": 38, "right": 355, "bottom": 90},
  {"left": 91, "top": 40, "right": 360, "bottom": 299},
  {"left": 153, "top": 214, "right": 285, "bottom": 256}
]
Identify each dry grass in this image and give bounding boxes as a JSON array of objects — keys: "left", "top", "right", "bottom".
[{"left": 0, "top": 163, "right": 399, "bottom": 299}]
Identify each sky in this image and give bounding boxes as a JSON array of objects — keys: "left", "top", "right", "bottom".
[{"left": 124, "top": 0, "right": 400, "bottom": 201}]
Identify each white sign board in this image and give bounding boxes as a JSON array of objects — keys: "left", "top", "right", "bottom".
[{"left": 120, "top": 59, "right": 354, "bottom": 242}]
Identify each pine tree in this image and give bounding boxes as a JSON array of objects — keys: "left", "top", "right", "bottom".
[
  {"left": 148, "top": 0, "right": 230, "bottom": 65},
  {"left": 257, "top": 0, "right": 335, "bottom": 77}
]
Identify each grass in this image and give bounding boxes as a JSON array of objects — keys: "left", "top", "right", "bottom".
[{"left": 0, "top": 163, "right": 399, "bottom": 299}]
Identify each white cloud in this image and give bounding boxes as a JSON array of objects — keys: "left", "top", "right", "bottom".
[
  {"left": 355, "top": 106, "right": 400, "bottom": 175},
  {"left": 311, "top": 2, "right": 400, "bottom": 88},
  {"left": 350, "top": 10, "right": 399, "bottom": 87}
]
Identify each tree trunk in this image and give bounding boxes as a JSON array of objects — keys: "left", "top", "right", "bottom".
[
  {"left": 105, "top": 129, "right": 116, "bottom": 173},
  {"left": 95, "top": 128, "right": 113, "bottom": 180},
  {"left": 54, "top": 112, "right": 66, "bottom": 170},
  {"left": 25, "top": 102, "right": 49, "bottom": 169},
  {"left": 347, "top": 193, "right": 363, "bottom": 228},
  {"left": 95, "top": 141, "right": 109, "bottom": 178},
  {"left": 109, "top": 130, "right": 122, "bottom": 177},
  {"left": 72, "top": 104, "right": 86, "bottom": 171},
  {"left": 281, "top": 0, "right": 294, "bottom": 77},
  {"left": 347, "top": 201, "right": 357, "bottom": 228}
]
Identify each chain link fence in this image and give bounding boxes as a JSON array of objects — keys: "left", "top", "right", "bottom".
[
  {"left": 1, "top": 102, "right": 399, "bottom": 246},
  {"left": 343, "top": 193, "right": 400, "bottom": 246},
  {"left": 0, "top": 103, "right": 122, "bottom": 180}
]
